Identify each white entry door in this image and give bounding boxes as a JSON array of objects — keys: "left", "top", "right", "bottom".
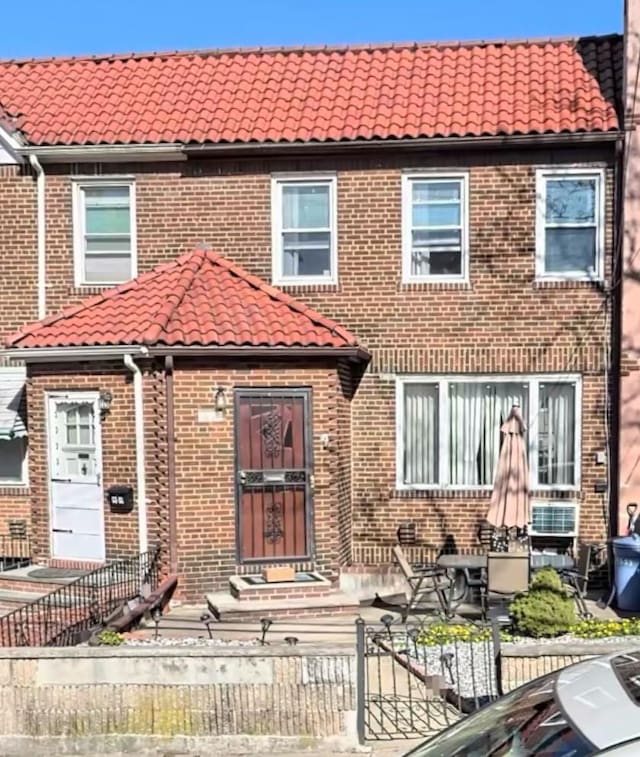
[{"left": 48, "top": 393, "right": 105, "bottom": 561}]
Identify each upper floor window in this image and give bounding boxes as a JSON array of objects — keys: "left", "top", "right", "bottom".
[
  {"left": 402, "top": 173, "right": 469, "bottom": 283},
  {"left": 73, "top": 180, "right": 137, "bottom": 286},
  {"left": 0, "top": 367, "right": 27, "bottom": 487},
  {"left": 271, "top": 176, "right": 337, "bottom": 285},
  {"left": 396, "top": 374, "right": 580, "bottom": 491},
  {"left": 536, "top": 168, "right": 604, "bottom": 281}
]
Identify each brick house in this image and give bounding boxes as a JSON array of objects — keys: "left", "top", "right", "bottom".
[{"left": 0, "top": 35, "right": 624, "bottom": 601}]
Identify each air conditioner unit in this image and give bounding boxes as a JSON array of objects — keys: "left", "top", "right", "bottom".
[{"left": 530, "top": 501, "right": 577, "bottom": 536}]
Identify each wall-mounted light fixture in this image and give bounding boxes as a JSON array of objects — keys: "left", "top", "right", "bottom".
[
  {"left": 99, "top": 389, "right": 113, "bottom": 417},
  {"left": 214, "top": 387, "right": 227, "bottom": 413}
]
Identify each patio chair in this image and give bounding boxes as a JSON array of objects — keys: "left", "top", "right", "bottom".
[
  {"left": 560, "top": 542, "right": 594, "bottom": 619},
  {"left": 392, "top": 545, "right": 455, "bottom": 621},
  {"left": 480, "top": 551, "right": 530, "bottom": 624}
]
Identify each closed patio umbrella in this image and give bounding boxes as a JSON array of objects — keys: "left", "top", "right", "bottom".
[{"left": 486, "top": 404, "right": 530, "bottom": 532}]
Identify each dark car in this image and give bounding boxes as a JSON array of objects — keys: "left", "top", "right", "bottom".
[{"left": 403, "top": 649, "right": 640, "bottom": 756}]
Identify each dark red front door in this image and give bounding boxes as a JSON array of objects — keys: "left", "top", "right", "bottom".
[{"left": 236, "top": 390, "right": 313, "bottom": 562}]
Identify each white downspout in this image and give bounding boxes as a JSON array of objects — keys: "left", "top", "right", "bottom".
[
  {"left": 28, "top": 155, "right": 46, "bottom": 319},
  {"left": 124, "top": 351, "right": 148, "bottom": 554}
]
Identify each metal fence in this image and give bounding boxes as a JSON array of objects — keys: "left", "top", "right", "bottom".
[
  {"left": 356, "top": 617, "right": 502, "bottom": 743},
  {"left": 0, "top": 549, "right": 161, "bottom": 646}
]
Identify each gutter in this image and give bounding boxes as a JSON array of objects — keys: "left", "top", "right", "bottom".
[
  {"left": 165, "top": 356, "right": 178, "bottom": 575},
  {"left": 5, "top": 344, "right": 371, "bottom": 363},
  {"left": 124, "top": 352, "right": 149, "bottom": 555},
  {"left": 4, "top": 345, "right": 148, "bottom": 362},
  {"left": 16, "top": 131, "right": 620, "bottom": 164},
  {"left": 28, "top": 155, "right": 46, "bottom": 319},
  {"left": 146, "top": 345, "right": 371, "bottom": 361},
  {"left": 19, "top": 143, "right": 186, "bottom": 164}
]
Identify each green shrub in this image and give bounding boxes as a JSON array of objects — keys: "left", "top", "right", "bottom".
[
  {"left": 529, "top": 566, "right": 563, "bottom": 592},
  {"left": 95, "top": 629, "right": 125, "bottom": 646},
  {"left": 509, "top": 569, "right": 576, "bottom": 638}
]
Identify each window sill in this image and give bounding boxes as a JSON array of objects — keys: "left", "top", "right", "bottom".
[
  {"left": 0, "top": 486, "right": 29, "bottom": 496},
  {"left": 68, "top": 285, "right": 124, "bottom": 296},
  {"left": 532, "top": 278, "right": 605, "bottom": 290},
  {"left": 401, "top": 280, "right": 471, "bottom": 291},
  {"left": 278, "top": 282, "right": 340, "bottom": 293}
]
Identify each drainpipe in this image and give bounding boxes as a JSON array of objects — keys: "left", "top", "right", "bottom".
[
  {"left": 28, "top": 155, "right": 46, "bottom": 319},
  {"left": 124, "top": 351, "right": 149, "bottom": 554},
  {"left": 165, "top": 355, "right": 178, "bottom": 575}
]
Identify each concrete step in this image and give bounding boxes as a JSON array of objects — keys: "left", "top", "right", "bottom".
[
  {"left": 0, "top": 588, "right": 46, "bottom": 617},
  {"left": 229, "top": 571, "right": 333, "bottom": 601},
  {"left": 0, "top": 565, "right": 83, "bottom": 596},
  {"left": 205, "top": 590, "right": 361, "bottom": 621}
]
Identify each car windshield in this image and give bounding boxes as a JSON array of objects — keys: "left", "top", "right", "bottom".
[{"left": 406, "top": 673, "right": 594, "bottom": 757}]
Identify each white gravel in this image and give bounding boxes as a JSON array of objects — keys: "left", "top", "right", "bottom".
[
  {"left": 124, "top": 636, "right": 258, "bottom": 647},
  {"left": 409, "top": 639, "right": 499, "bottom": 700}
]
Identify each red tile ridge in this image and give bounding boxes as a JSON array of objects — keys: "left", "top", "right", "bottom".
[
  {"left": 203, "top": 250, "right": 360, "bottom": 346},
  {"left": 0, "top": 33, "right": 620, "bottom": 68}
]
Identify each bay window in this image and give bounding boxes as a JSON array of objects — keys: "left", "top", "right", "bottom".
[{"left": 397, "top": 375, "right": 580, "bottom": 490}]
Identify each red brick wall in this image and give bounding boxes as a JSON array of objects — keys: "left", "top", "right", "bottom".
[{"left": 1, "top": 144, "right": 616, "bottom": 572}]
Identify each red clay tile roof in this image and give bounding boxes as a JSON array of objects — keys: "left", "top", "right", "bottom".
[
  {"left": 0, "top": 35, "right": 622, "bottom": 146},
  {"left": 6, "top": 249, "right": 362, "bottom": 351}
]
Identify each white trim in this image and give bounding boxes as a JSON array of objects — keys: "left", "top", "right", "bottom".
[
  {"left": 19, "top": 144, "right": 186, "bottom": 163},
  {"left": 395, "top": 373, "right": 582, "bottom": 492},
  {"left": 535, "top": 166, "right": 606, "bottom": 282},
  {"left": 123, "top": 354, "right": 148, "bottom": 554},
  {"left": 0, "top": 124, "right": 23, "bottom": 165},
  {"left": 6, "top": 346, "right": 148, "bottom": 362},
  {"left": 401, "top": 172, "right": 469, "bottom": 284},
  {"left": 72, "top": 178, "right": 137, "bottom": 287},
  {"left": 46, "top": 391, "right": 105, "bottom": 561},
  {"left": 271, "top": 175, "right": 338, "bottom": 286}
]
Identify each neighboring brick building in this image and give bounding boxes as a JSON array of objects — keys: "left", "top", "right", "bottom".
[{"left": 0, "top": 35, "right": 626, "bottom": 600}]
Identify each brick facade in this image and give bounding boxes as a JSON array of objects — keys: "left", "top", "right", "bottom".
[{"left": 0, "top": 142, "right": 617, "bottom": 597}]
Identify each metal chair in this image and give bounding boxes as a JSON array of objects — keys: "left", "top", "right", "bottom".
[
  {"left": 392, "top": 545, "right": 455, "bottom": 621},
  {"left": 480, "top": 551, "right": 530, "bottom": 623},
  {"left": 560, "top": 541, "right": 594, "bottom": 619}
]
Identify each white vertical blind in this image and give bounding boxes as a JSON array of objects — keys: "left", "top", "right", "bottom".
[
  {"left": 539, "top": 383, "right": 575, "bottom": 486},
  {"left": 403, "top": 384, "right": 438, "bottom": 485}
]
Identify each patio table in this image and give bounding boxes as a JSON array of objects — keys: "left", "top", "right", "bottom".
[{"left": 436, "top": 552, "right": 575, "bottom": 607}]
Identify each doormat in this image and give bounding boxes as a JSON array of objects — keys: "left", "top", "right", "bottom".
[
  {"left": 239, "top": 571, "right": 323, "bottom": 586},
  {"left": 28, "top": 567, "right": 90, "bottom": 580}
]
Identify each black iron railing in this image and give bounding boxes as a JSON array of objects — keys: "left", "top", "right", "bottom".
[
  {"left": 356, "top": 617, "right": 502, "bottom": 742},
  {"left": 0, "top": 549, "right": 161, "bottom": 647}
]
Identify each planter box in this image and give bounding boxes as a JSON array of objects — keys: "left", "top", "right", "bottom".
[
  {"left": 263, "top": 566, "right": 296, "bottom": 583},
  {"left": 488, "top": 551, "right": 530, "bottom": 594}
]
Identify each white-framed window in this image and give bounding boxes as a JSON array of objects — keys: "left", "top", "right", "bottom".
[
  {"left": 271, "top": 175, "right": 337, "bottom": 285},
  {"left": 0, "top": 367, "right": 28, "bottom": 487},
  {"left": 402, "top": 173, "right": 469, "bottom": 283},
  {"left": 73, "top": 179, "right": 137, "bottom": 286},
  {"left": 396, "top": 374, "right": 581, "bottom": 491},
  {"left": 530, "top": 501, "right": 578, "bottom": 536},
  {"left": 535, "top": 167, "right": 605, "bottom": 281}
]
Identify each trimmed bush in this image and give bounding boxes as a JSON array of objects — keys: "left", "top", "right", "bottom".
[{"left": 509, "top": 568, "right": 576, "bottom": 638}]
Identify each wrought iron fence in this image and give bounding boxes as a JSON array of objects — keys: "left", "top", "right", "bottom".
[
  {"left": 0, "top": 549, "right": 161, "bottom": 647},
  {"left": 356, "top": 616, "right": 502, "bottom": 743}
]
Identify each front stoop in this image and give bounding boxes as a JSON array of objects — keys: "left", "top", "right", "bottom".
[
  {"left": 206, "top": 589, "right": 361, "bottom": 621},
  {"left": 228, "top": 571, "right": 333, "bottom": 601},
  {"left": 0, "top": 565, "right": 84, "bottom": 596}
]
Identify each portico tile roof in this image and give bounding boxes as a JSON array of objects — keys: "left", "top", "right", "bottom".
[{"left": 6, "top": 249, "right": 361, "bottom": 351}]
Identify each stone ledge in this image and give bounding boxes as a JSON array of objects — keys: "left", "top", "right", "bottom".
[
  {"left": 0, "top": 642, "right": 356, "bottom": 659},
  {"left": 502, "top": 640, "right": 640, "bottom": 657}
]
